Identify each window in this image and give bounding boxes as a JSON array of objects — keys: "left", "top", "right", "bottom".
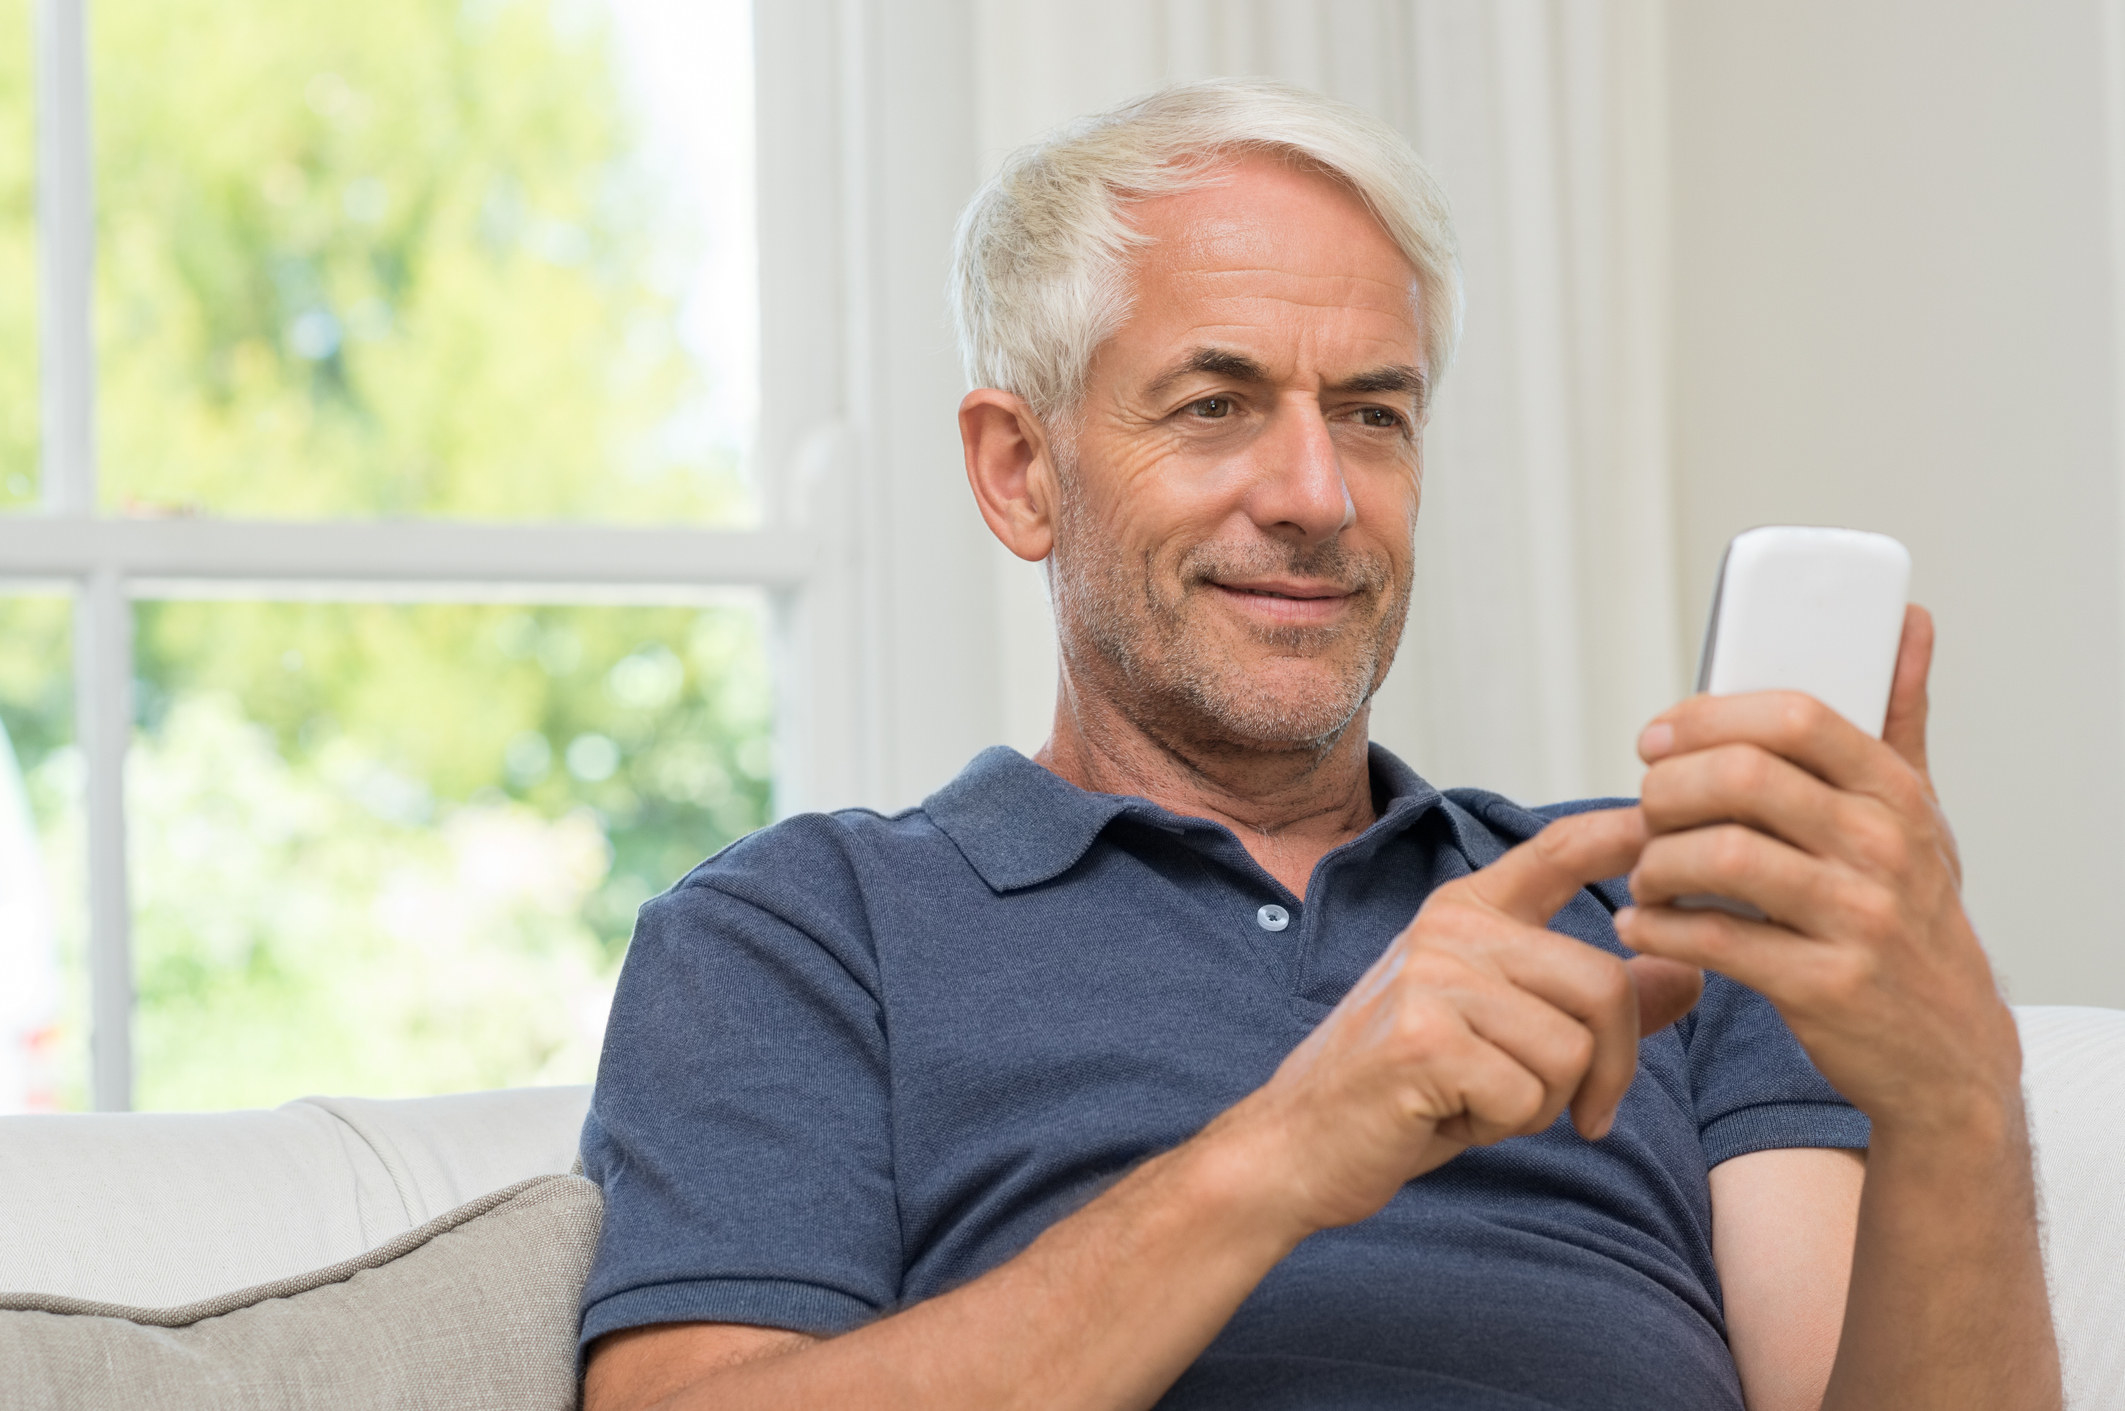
[
  {"left": 126, "top": 596, "right": 771, "bottom": 1109},
  {"left": 1, "top": 0, "right": 824, "bottom": 1111},
  {"left": 0, "top": 592, "right": 83, "bottom": 1110}
]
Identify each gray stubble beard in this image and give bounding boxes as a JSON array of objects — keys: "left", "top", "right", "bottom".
[{"left": 1047, "top": 484, "right": 1413, "bottom": 758}]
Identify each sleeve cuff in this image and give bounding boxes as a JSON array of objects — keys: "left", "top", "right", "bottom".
[
  {"left": 1701, "top": 1101, "right": 1872, "bottom": 1168},
  {"left": 580, "top": 1276, "right": 880, "bottom": 1352}
]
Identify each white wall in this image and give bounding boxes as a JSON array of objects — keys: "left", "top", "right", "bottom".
[{"left": 1668, "top": 0, "right": 2125, "bottom": 1007}]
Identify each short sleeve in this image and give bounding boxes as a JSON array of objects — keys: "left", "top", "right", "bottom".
[
  {"left": 1683, "top": 972, "right": 1871, "bottom": 1167},
  {"left": 577, "top": 821, "right": 902, "bottom": 1350}
]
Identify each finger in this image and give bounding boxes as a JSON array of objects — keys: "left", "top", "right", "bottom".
[
  {"left": 1639, "top": 689, "right": 1877, "bottom": 785},
  {"left": 1629, "top": 823, "right": 1856, "bottom": 936},
  {"left": 1881, "top": 604, "right": 1934, "bottom": 783},
  {"left": 1423, "top": 919, "right": 1639, "bottom": 1139},
  {"left": 1427, "top": 1025, "right": 1557, "bottom": 1149},
  {"left": 1640, "top": 743, "right": 1909, "bottom": 877},
  {"left": 1449, "top": 975, "right": 1604, "bottom": 1140},
  {"left": 1411, "top": 907, "right": 1673, "bottom": 1138},
  {"left": 1458, "top": 806, "right": 1648, "bottom": 926},
  {"left": 1627, "top": 955, "right": 1704, "bottom": 1034},
  {"left": 1615, "top": 903, "right": 1827, "bottom": 1014},
  {"left": 1640, "top": 742, "right": 1839, "bottom": 842}
]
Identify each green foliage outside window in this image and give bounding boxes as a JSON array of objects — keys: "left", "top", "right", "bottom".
[{"left": 0, "top": 0, "right": 772, "bottom": 1110}]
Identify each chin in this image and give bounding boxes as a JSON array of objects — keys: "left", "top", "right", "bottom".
[{"left": 1178, "top": 660, "right": 1377, "bottom": 751}]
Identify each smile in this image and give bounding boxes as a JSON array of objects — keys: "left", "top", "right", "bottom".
[{"left": 1208, "top": 581, "right": 1358, "bottom": 625}]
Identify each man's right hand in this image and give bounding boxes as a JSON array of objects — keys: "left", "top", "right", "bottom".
[{"left": 1211, "top": 806, "right": 1704, "bottom": 1237}]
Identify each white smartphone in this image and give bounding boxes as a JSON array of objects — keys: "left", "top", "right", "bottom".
[
  {"left": 1696, "top": 525, "right": 1912, "bottom": 736},
  {"left": 1678, "top": 526, "right": 1911, "bottom": 917}
]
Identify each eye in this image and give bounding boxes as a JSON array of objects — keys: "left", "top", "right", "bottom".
[
  {"left": 1355, "top": 406, "right": 1404, "bottom": 429},
  {"left": 1187, "top": 396, "right": 1232, "bottom": 419}
]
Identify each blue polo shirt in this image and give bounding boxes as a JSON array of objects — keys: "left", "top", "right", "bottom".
[{"left": 579, "top": 745, "right": 1868, "bottom": 1409}]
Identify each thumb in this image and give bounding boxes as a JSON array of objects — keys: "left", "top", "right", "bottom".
[
  {"left": 1628, "top": 955, "right": 1704, "bottom": 1035},
  {"left": 1882, "top": 603, "right": 1934, "bottom": 782}
]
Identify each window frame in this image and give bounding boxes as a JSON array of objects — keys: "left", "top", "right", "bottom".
[{"left": 7, "top": 0, "right": 900, "bottom": 1110}]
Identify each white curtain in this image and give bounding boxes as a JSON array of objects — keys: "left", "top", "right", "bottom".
[{"left": 974, "top": 0, "right": 1685, "bottom": 803}]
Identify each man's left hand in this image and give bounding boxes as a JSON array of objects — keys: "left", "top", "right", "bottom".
[{"left": 1614, "top": 605, "right": 2020, "bottom": 1136}]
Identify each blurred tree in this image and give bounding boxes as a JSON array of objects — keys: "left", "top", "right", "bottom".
[
  {"left": 91, "top": 0, "right": 746, "bottom": 522},
  {"left": 0, "top": 0, "right": 773, "bottom": 1107}
]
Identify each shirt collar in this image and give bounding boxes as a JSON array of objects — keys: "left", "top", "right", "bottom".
[{"left": 923, "top": 743, "right": 1445, "bottom": 893}]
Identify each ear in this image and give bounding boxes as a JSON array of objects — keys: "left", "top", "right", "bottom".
[{"left": 960, "top": 389, "right": 1060, "bottom": 563}]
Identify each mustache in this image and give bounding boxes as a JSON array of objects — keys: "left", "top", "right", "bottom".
[{"left": 1178, "top": 539, "right": 1391, "bottom": 595}]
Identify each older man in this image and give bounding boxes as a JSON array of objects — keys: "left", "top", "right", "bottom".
[{"left": 578, "top": 80, "right": 2056, "bottom": 1410}]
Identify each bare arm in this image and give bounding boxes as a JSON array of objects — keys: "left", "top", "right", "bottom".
[
  {"left": 584, "top": 808, "right": 1705, "bottom": 1411},
  {"left": 1712, "top": 1148, "right": 1863, "bottom": 1411},
  {"left": 585, "top": 1114, "right": 1305, "bottom": 1411},
  {"left": 1625, "top": 606, "right": 2060, "bottom": 1411}
]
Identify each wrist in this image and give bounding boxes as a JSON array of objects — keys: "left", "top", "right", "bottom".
[
  {"left": 1866, "top": 1078, "right": 2031, "bottom": 1168},
  {"left": 1172, "top": 1102, "right": 1322, "bottom": 1262}
]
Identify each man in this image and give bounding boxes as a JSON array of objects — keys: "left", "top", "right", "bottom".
[{"left": 579, "top": 79, "right": 2057, "bottom": 1410}]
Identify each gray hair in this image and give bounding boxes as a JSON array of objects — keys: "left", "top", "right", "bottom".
[{"left": 949, "top": 77, "right": 1462, "bottom": 425}]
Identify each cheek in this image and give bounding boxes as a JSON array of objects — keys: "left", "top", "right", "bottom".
[
  {"left": 1348, "top": 459, "right": 1420, "bottom": 564},
  {"left": 1079, "top": 437, "right": 1245, "bottom": 559}
]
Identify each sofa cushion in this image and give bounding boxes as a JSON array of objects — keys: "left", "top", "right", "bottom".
[
  {"left": 0, "top": 1084, "right": 591, "bottom": 1306},
  {"left": 0, "top": 1174, "right": 601, "bottom": 1411},
  {"left": 2018, "top": 1005, "right": 2125, "bottom": 1410}
]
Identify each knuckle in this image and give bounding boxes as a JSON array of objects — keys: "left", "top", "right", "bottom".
[
  {"left": 1527, "top": 821, "right": 1575, "bottom": 868},
  {"left": 1810, "top": 947, "right": 1879, "bottom": 1008},
  {"left": 1845, "top": 885, "right": 1903, "bottom": 942},
  {"left": 1389, "top": 998, "right": 1457, "bottom": 1061},
  {"left": 1402, "top": 947, "right": 1466, "bottom": 988},
  {"left": 1718, "top": 744, "right": 1774, "bottom": 794},
  {"left": 1880, "top": 765, "right": 1928, "bottom": 817},
  {"left": 1855, "top": 813, "right": 1913, "bottom": 876},
  {"left": 1773, "top": 695, "right": 1818, "bottom": 745},
  {"left": 1409, "top": 900, "right": 1473, "bottom": 950},
  {"left": 1498, "top": 1074, "right": 1547, "bottom": 1133},
  {"left": 1708, "top": 826, "right": 1755, "bottom": 879}
]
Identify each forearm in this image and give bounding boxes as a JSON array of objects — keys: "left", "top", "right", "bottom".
[
  {"left": 658, "top": 1115, "right": 1304, "bottom": 1411},
  {"left": 1823, "top": 1095, "right": 2060, "bottom": 1411}
]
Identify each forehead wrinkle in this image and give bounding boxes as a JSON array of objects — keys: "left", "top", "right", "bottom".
[
  {"left": 1160, "top": 262, "right": 1420, "bottom": 308},
  {"left": 1149, "top": 279, "right": 1425, "bottom": 360}
]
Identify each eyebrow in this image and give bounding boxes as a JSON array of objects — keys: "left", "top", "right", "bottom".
[
  {"left": 1331, "top": 365, "right": 1429, "bottom": 408},
  {"left": 1145, "top": 346, "right": 1430, "bottom": 413},
  {"left": 1145, "top": 347, "right": 1271, "bottom": 400}
]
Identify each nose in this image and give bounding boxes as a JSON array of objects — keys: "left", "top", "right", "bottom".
[{"left": 1243, "top": 396, "right": 1356, "bottom": 542}]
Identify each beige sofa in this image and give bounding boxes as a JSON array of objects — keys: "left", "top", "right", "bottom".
[{"left": 2, "top": 1007, "right": 2121, "bottom": 1407}]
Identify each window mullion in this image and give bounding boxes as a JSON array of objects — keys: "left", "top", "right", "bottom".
[
  {"left": 34, "top": 0, "right": 96, "bottom": 514},
  {"left": 35, "top": 0, "right": 125, "bottom": 1108},
  {"left": 76, "top": 567, "right": 132, "bottom": 1111}
]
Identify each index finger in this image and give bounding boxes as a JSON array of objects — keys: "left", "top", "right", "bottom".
[{"left": 1461, "top": 806, "right": 1649, "bottom": 925}]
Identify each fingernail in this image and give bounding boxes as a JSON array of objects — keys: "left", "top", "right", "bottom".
[{"left": 1638, "top": 722, "right": 1674, "bottom": 760}]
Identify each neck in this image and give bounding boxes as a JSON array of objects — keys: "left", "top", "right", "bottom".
[{"left": 1033, "top": 664, "right": 1379, "bottom": 899}]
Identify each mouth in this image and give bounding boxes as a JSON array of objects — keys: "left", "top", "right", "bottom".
[{"left": 1205, "top": 578, "right": 1360, "bottom": 626}]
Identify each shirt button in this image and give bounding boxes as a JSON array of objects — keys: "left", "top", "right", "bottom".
[{"left": 1256, "top": 903, "right": 1290, "bottom": 932}]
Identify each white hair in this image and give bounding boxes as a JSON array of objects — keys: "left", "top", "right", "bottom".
[{"left": 950, "top": 77, "right": 1462, "bottom": 425}]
